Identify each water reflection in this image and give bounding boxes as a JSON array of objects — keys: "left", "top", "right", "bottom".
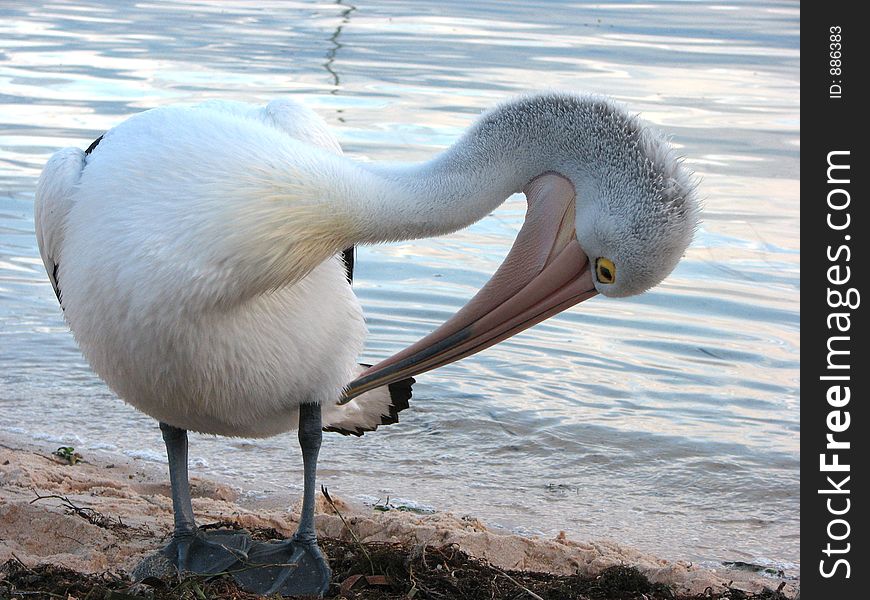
[{"left": 323, "top": 1, "right": 356, "bottom": 93}]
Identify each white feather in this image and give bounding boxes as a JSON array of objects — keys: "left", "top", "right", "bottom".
[
  {"left": 36, "top": 99, "right": 371, "bottom": 437},
  {"left": 34, "top": 147, "right": 87, "bottom": 300}
]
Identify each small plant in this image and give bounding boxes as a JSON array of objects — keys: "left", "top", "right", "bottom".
[{"left": 52, "top": 446, "right": 83, "bottom": 465}]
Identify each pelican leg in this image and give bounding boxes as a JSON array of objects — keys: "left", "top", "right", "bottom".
[
  {"left": 294, "top": 401, "right": 324, "bottom": 544},
  {"left": 232, "top": 402, "right": 332, "bottom": 597},
  {"left": 132, "top": 423, "right": 250, "bottom": 581}
]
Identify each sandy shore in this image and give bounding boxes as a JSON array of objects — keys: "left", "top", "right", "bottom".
[{"left": 0, "top": 433, "right": 797, "bottom": 597}]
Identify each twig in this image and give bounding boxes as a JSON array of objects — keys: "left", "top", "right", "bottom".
[
  {"left": 490, "top": 565, "right": 545, "bottom": 600},
  {"left": 9, "top": 552, "right": 35, "bottom": 571},
  {"left": 7, "top": 591, "right": 66, "bottom": 598},
  {"left": 321, "top": 485, "right": 375, "bottom": 575},
  {"left": 56, "top": 532, "right": 86, "bottom": 547},
  {"left": 30, "top": 492, "right": 126, "bottom": 530}
]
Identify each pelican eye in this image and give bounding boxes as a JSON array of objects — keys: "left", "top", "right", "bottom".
[{"left": 595, "top": 258, "right": 616, "bottom": 284}]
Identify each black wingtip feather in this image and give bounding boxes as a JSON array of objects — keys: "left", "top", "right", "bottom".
[
  {"left": 323, "top": 425, "right": 365, "bottom": 437},
  {"left": 323, "top": 371, "right": 415, "bottom": 437},
  {"left": 380, "top": 376, "right": 414, "bottom": 425},
  {"left": 387, "top": 377, "right": 414, "bottom": 413},
  {"left": 342, "top": 246, "right": 355, "bottom": 284},
  {"left": 84, "top": 135, "right": 104, "bottom": 155}
]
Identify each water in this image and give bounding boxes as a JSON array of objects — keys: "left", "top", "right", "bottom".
[{"left": 0, "top": 0, "right": 799, "bottom": 576}]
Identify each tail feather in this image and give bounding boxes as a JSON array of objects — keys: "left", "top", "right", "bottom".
[{"left": 322, "top": 364, "right": 414, "bottom": 436}]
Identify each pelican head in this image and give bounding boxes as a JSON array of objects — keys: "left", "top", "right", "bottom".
[{"left": 345, "top": 93, "right": 699, "bottom": 399}]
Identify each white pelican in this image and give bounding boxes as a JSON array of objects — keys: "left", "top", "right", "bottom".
[{"left": 35, "top": 93, "right": 698, "bottom": 597}]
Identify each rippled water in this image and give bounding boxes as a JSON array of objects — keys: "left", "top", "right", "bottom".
[{"left": 0, "top": 0, "right": 799, "bottom": 575}]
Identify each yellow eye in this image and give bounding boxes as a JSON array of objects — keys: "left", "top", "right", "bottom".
[{"left": 595, "top": 258, "right": 616, "bottom": 284}]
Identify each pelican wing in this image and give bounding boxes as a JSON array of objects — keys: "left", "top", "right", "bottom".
[
  {"left": 34, "top": 147, "right": 88, "bottom": 304},
  {"left": 322, "top": 365, "right": 414, "bottom": 437}
]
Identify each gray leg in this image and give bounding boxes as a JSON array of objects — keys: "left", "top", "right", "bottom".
[
  {"left": 161, "top": 422, "right": 197, "bottom": 537},
  {"left": 294, "top": 401, "right": 322, "bottom": 544},
  {"left": 232, "top": 402, "right": 331, "bottom": 597},
  {"left": 132, "top": 423, "right": 251, "bottom": 580}
]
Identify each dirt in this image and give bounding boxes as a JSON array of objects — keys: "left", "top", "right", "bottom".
[
  {"left": 1, "top": 531, "right": 792, "bottom": 600},
  {"left": 0, "top": 436, "right": 799, "bottom": 599}
]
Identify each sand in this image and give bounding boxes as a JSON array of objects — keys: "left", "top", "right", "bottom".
[{"left": 0, "top": 433, "right": 797, "bottom": 598}]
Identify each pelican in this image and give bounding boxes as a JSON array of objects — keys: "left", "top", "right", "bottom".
[{"left": 35, "top": 93, "right": 698, "bottom": 597}]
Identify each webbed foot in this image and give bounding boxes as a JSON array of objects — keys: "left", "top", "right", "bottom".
[
  {"left": 132, "top": 528, "right": 252, "bottom": 581},
  {"left": 231, "top": 537, "right": 331, "bottom": 597}
]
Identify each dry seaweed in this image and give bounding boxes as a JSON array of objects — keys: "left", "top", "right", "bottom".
[{"left": 0, "top": 535, "right": 792, "bottom": 600}]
